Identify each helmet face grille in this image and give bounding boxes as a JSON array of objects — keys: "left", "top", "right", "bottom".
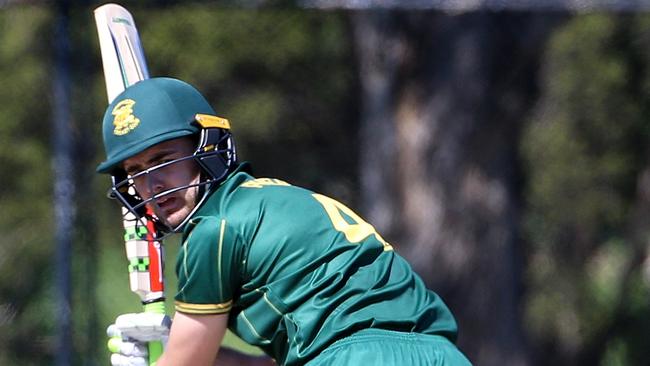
[{"left": 108, "top": 129, "right": 236, "bottom": 234}]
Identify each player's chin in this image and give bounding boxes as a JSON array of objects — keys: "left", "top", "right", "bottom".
[{"left": 164, "top": 208, "right": 192, "bottom": 229}]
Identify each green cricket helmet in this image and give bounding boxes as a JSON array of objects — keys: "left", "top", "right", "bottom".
[{"left": 97, "top": 77, "right": 236, "bottom": 234}]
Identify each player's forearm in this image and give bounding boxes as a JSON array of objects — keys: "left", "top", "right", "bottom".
[{"left": 215, "top": 347, "right": 275, "bottom": 366}]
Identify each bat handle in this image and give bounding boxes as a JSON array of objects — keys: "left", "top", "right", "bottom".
[{"left": 143, "top": 301, "right": 166, "bottom": 365}]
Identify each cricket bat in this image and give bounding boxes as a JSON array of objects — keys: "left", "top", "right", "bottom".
[{"left": 94, "top": 4, "right": 165, "bottom": 364}]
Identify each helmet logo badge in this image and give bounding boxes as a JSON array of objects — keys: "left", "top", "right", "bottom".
[{"left": 112, "top": 99, "right": 140, "bottom": 136}]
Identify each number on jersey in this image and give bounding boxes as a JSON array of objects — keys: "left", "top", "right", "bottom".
[{"left": 313, "top": 193, "right": 392, "bottom": 251}]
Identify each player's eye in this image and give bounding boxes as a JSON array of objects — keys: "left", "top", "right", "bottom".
[{"left": 155, "top": 154, "right": 177, "bottom": 166}]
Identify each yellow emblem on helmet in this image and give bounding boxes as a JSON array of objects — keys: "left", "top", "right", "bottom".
[{"left": 112, "top": 99, "right": 140, "bottom": 136}]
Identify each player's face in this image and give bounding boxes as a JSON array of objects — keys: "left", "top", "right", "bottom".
[{"left": 122, "top": 137, "right": 200, "bottom": 228}]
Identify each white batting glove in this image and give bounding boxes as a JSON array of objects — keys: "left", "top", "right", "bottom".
[{"left": 107, "top": 312, "right": 171, "bottom": 366}]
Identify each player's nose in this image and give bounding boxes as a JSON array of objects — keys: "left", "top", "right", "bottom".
[{"left": 148, "top": 172, "right": 166, "bottom": 195}]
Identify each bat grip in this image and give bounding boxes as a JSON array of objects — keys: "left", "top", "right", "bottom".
[{"left": 143, "top": 301, "right": 166, "bottom": 366}]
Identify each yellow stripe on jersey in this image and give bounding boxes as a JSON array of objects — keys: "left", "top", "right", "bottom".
[
  {"left": 239, "top": 311, "right": 271, "bottom": 343},
  {"left": 175, "top": 300, "right": 232, "bottom": 314},
  {"left": 217, "top": 219, "right": 226, "bottom": 301}
]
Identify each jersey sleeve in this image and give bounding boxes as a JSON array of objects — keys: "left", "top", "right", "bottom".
[{"left": 174, "top": 216, "right": 242, "bottom": 315}]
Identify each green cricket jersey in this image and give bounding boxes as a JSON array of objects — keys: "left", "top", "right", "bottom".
[{"left": 174, "top": 164, "right": 458, "bottom": 365}]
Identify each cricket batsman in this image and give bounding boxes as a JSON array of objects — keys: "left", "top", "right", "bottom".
[{"left": 99, "top": 77, "right": 472, "bottom": 365}]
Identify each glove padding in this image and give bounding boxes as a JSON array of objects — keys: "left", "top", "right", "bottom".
[{"left": 107, "top": 312, "right": 171, "bottom": 366}]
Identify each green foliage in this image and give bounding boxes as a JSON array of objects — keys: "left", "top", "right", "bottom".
[
  {"left": 0, "top": 6, "right": 55, "bottom": 365},
  {"left": 521, "top": 14, "right": 650, "bottom": 364},
  {"left": 136, "top": 6, "right": 357, "bottom": 197}
]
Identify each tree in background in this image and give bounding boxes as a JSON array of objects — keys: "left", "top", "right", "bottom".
[
  {"left": 522, "top": 14, "right": 650, "bottom": 366},
  {"left": 0, "top": 7, "right": 56, "bottom": 366},
  {"left": 352, "top": 10, "right": 650, "bottom": 366},
  {"left": 138, "top": 5, "right": 358, "bottom": 199},
  {"left": 352, "top": 11, "right": 568, "bottom": 365}
]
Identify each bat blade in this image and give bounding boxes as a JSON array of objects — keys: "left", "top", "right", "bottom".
[
  {"left": 94, "top": 5, "right": 165, "bottom": 364},
  {"left": 95, "top": 3, "right": 163, "bottom": 303},
  {"left": 94, "top": 3, "right": 150, "bottom": 103}
]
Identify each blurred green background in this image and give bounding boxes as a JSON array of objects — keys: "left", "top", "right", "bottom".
[{"left": 3, "top": 2, "right": 650, "bottom": 366}]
